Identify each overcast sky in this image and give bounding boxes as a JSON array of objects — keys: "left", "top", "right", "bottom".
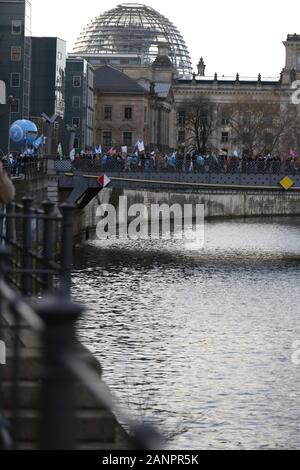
[{"left": 31, "top": 0, "right": 300, "bottom": 77}]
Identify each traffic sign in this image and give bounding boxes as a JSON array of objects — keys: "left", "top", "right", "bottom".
[{"left": 98, "top": 175, "right": 111, "bottom": 188}]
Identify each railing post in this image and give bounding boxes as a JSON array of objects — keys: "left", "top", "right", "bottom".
[
  {"left": 5, "top": 204, "right": 15, "bottom": 245},
  {"left": 0, "top": 247, "right": 13, "bottom": 450},
  {"left": 22, "top": 198, "right": 33, "bottom": 296},
  {"left": 60, "top": 204, "right": 74, "bottom": 297},
  {"left": 36, "top": 296, "right": 82, "bottom": 450},
  {"left": 42, "top": 201, "right": 55, "bottom": 292}
]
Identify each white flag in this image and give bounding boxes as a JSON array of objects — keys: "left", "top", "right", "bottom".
[
  {"left": 57, "top": 143, "right": 63, "bottom": 158},
  {"left": 137, "top": 140, "right": 145, "bottom": 152},
  {"left": 69, "top": 149, "right": 75, "bottom": 161},
  {"left": 122, "top": 146, "right": 128, "bottom": 154}
]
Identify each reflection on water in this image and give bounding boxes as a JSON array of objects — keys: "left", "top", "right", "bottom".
[{"left": 73, "top": 217, "right": 300, "bottom": 449}]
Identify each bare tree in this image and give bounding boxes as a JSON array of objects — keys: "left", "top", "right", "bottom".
[
  {"left": 223, "top": 98, "right": 298, "bottom": 156},
  {"left": 180, "top": 98, "right": 216, "bottom": 154}
]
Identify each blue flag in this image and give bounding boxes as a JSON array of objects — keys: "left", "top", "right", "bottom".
[{"left": 32, "top": 135, "right": 45, "bottom": 149}]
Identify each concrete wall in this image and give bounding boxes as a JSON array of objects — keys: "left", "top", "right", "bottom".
[{"left": 78, "top": 188, "right": 300, "bottom": 240}]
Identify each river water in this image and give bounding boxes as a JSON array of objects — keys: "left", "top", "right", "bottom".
[{"left": 73, "top": 217, "right": 300, "bottom": 450}]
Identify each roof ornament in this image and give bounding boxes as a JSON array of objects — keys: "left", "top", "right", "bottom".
[{"left": 197, "top": 57, "right": 206, "bottom": 77}]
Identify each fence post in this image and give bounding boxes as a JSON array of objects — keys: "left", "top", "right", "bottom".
[
  {"left": 0, "top": 247, "right": 13, "bottom": 450},
  {"left": 60, "top": 204, "right": 74, "bottom": 297},
  {"left": 42, "top": 201, "right": 55, "bottom": 292},
  {"left": 36, "top": 296, "right": 82, "bottom": 450},
  {"left": 22, "top": 198, "right": 33, "bottom": 296},
  {"left": 5, "top": 204, "right": 15, "bottom": 245}
]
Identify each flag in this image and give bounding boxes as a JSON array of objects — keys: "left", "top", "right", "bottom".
[
  {"left": 122, "top": 146, "right": 128, "bottom": 154},
  {"left": 233, "top": 150, "right": 239, "bottom": 158},
  {"left": 57, "top": 143, "right": 63, "bottom": 158},
  {"left": 96, "top": 144, "right": 102, "bottom": 155},
  {"left": 107, "top": 147, "right": 114, "bottom": 156},
  {"left": 290, "top": 148, "right": 297, "bottom": 158},
  {"left": 32, "top": 135, "right": 44, "bottom": 149},
  {"left": 137, "top": 140, "right": 145, "bottom": 152},
  {"left": 69, "top": 149, "right": 75, "bottom": 161}
]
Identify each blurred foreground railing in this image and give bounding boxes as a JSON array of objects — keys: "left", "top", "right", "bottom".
[{"left": 0, "top": 199, "right": 158, "bottom": 450}]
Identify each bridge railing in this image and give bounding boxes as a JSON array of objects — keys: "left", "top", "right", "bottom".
[
  {"left": 4, "top": 158, "right": 48, "bottom": 179},
  {"left": 54, "top": 157, "right": 300, "bottom": 176}
]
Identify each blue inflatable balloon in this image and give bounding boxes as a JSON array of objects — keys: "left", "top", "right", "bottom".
[{"left": 9, "top": 120, "right": 38, "bottom": 146}]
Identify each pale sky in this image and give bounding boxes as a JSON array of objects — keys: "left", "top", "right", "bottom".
[{"left": 31, "top": 0, "right": 300, "bottom": 77}]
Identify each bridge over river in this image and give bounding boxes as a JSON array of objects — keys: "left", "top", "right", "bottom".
[{"left": 53, "top": 160, "right": 300, "bottom": 216}]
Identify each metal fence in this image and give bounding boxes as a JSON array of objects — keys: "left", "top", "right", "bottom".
[
  {"left": 55, "top": 157, "right": 300, "bottom": 176},
  {"left": 0, "top": 199, "right": 73, "bottom": 296},
  {"left": 3, "top": 158, "right": 48, "bottom": 180},
  {"left": 0, "top": 199, "right": 156, "bottom": 450}
]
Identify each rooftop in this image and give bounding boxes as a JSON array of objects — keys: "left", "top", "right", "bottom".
[
  {"left": 73, "top": 3, "right": 192, "bottom": 77},
  {"left": 94, "top": 65, "right": 147, "bottom": 94}
]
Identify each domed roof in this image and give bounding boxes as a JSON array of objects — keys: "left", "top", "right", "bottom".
[{"left": 73, "top": 3, "right": 192, "bottom": 77}]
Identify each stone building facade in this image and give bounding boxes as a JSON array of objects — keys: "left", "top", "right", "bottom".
[
  {"left": 172, "top": 34, "right": 300, "bottom": 155},
  {"left": 92, "top": 52, "right": 174, "bottom": 151},
  {"left": 88, "top": 34, "right": 300, "bottom": 155}
]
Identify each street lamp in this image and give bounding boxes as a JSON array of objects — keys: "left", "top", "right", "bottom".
[
  {"left": 41, "top": 113, "right": 59, "bottom": 156},
  {"left": 7, "top": 95, "right": 14, "bottom": 155}
]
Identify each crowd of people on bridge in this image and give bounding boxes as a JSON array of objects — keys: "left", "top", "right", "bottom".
[
  {"left": 0, "top": 151, "right": 41, "bottom": 176},
  {"left": 2, "top": 146, "right": 300, "bottom": 176},
  {"left": 69, "top": 147, "right": 300, "bottom": 174}
]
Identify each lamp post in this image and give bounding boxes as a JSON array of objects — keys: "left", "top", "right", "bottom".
[
  {"left": 7, "top": 95, "right": 14, "bottom": 156},
  {"left": 41, "top": 113, "right": 59, "bottom": 156}
]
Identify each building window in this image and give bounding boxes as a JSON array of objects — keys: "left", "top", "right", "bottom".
[
  {"left": 103, "top": 131, "right": 112, "bottom": 147},
  {"left": 104, "top": 106, "right": 112, "bottom": 120},
  {"left": 11, "top": 47, "right": 22, "bottom": 61},
  {"left": 178, "top": 110, "right": 186, "bottom": 127},
  {"left": 73, "top": 76, "right": 81, "bottom": 87},
  {"left": 123, "top": 132, "right": 132, "bottom": 147},
  {"left": 178, "top": 130, "right": 185, "bottom": 144},
  {"left": 221, "top": 132, "right": 229, "bottom": 143},
  {"left": 10, "top": 72, "right": 20, "bottom": 87},
  {"left": 57, "top": 52, "right": 62, "bottom": 60},
  {"left": 74, "top": 138, "right": 79, "bottom": 149},
  {"left": 221, "top": 115, "right": 230, "bottom": 126},
  {"left": 263, "top": 116, "right": 273, "bottom": 126},
  {"left": 11, "top": 99, "right": 20, "bottom": 113},
  {"left": 72, "top": 96, "right": 81, "bottom": 108},
  {"left": 11, "top": 20, "right": 22, "bottom": 35},
  {"left": 124, "top": 106, "right": 132, "bottom": 120},
  {"left": 144, "top": 107, "right": 147, "bottom": 122},
  {"left": 72, "top": 117, "right": 80, "bottom": 128}
]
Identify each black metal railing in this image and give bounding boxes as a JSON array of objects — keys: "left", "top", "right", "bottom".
[
  {"left": 0, "top": 198, "right": 73, "bottom": 296},
  {"left": 3, "top": 158, "right": 47, "bottom": 180},
  {"left": 0, "top": 199, "right": 158, "bottom": 450},
  {"left": 55, "top": 157, "right": 300, "bottom": 176}
]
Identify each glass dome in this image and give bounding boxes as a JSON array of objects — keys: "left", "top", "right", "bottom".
[{"left": 73, "top": 3, "right": 192, "bottom": 77}]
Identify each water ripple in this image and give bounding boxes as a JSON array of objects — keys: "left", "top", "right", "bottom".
[{"left": 73, "top": 218, "right": 300, "bottom": 449}]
